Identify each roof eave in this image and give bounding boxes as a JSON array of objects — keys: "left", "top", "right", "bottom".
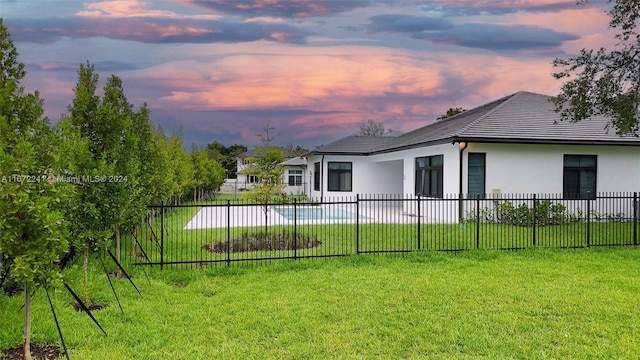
[{"left": 452, "top": 136, "right": 640, "bottom": 146}]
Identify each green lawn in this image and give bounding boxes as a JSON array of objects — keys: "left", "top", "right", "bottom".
[
  {"left": 2, "top": 248, "right": 639, "bottom": 359},
  {"left": 123, "top": 204, "right": 638, "bottom": 267}
]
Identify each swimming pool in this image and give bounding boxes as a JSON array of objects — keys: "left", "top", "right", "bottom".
[{"left": 274, "top": 206, "right": 365, "bottom": 221}]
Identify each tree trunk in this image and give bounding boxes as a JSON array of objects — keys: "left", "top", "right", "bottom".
[
  {"left": 116, "top": 225, "right": 122, "bottom": 278},
  {"left": 23, "top": 287, "right": 32, "bottom": 360},
  {"left": 83, "top": 244, "right": 89, "bottom": 304}
]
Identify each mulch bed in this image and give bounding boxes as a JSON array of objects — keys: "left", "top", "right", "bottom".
[
  {"left": 2, "top": 344, "right": 62, "bottom": 360},
  {"left": 203, "top": 233, "right": 321, "bottom": 253}
]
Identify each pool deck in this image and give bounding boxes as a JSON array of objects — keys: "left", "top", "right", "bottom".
[{"left": 183, "top": 204, "right": 415, "bottom": 230}]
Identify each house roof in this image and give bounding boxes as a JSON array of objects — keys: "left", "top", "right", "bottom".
[
  {"left": 310, "top": 135, "right": 398, "bottom": 155},
  {"left": 280, "top": 157, "right": 307, "bottom": 166},
  {"left": 310, "top": 91, "right": 640, "bottom": 156}
]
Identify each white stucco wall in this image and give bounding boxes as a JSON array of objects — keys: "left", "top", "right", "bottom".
[
  {"left": 308, "top": 143, "right": 462, "bottom": 200},
  {"left": 308, "top": 142, "right": 639, "bottom": 221},
  {"left": 463, "top": 143, "right": 640, "bottom": 195}
]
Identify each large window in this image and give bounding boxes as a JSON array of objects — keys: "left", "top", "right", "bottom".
[
  {"left": 327, "top": 162, "right": 352, "bottom": 192},
  {"left": 563, "top": 155, "right": 597, "bottom": 199},
  {"left": 468, "top": 153, "right": 486, "bottom": 198},
  {"left": 288, "top": 169, "right": 303, "bottom": 186},
  {"left": 415, "top": 155, "right": 443, "bottom": 197},
  {"left": 314, "top": 162, "right": 320, "bottom": 191}
]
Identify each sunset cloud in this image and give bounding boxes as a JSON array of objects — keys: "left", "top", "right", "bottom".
[
  {"left": 8, "top": 17, "right": 310, "bottom": 44},
  {"left": 3, "top": 0, "right": 615, "bottom": 148},
  {"left": 180, "top": 0, "right": 370, "bottom": 18}
]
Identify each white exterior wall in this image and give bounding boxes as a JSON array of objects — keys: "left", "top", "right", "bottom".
[
  {"left": 282, "top": 166, "right": 308, "bottom": 195},
  {"left": 463, "top": 143, "right": 640, "bottom": 195},
  {"left": 308, "top": 142, "right": 639, "bottom": 222}
]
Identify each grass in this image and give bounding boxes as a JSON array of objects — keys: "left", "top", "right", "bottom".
[
  {"left": 1, "top": 248, "right": 640, "bottom": 359},
  {"left": 123, "top": 203, "right": 638, "bottom": 267}
]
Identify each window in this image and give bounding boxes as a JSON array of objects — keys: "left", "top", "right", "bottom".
[
  {"left": 327, "top": 162, "right": 352, "bottom": 191},
  {"left": 563, "top": 155, "right": 597, "bottom": 199},
  {"left": 247, "top": 175, "right": 258, "bottom": 184},
  {"left": 314, "top": 162, "right": 320, "bottom": 191},
  {"left": 468, "top": 153, "right": 486, "bottom": 198},
  {"left": 288, "top": 169, "right": 303, "bottom": 186},
  {"left": 415, "top": 155, "right": 443, "bottom": 197}
]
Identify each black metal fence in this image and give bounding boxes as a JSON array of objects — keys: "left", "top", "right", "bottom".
[{"left": 121, "top": 193, "right": 639, "bottom": 268}]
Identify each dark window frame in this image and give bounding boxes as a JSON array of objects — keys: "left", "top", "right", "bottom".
[
  {"left": 327, "top": 161, "right": 352, "bottom": 192},
  {"left": 467, "top": 152, "right": 486, "bottom": 199},
  {"left": 563, "top": 154, "right": 597, "bottom": 199},
  {"left": 415, "top": 155, "right": 443, "bottom": 197},
  {"left": 288, "top": 169, "right": 303, "bottom": 186},
  {"left": 313, "top": 162, "right": 320, "bottom": 191}
]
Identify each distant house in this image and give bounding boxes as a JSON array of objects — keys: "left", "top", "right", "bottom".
[
  {"left": 234, "top": 148, "right": 262, "bottom": 190},
  {"left": 230, "top": 147, "right": 307, "bottom": 194},
  {"left": 281, "top": 156, "right": 308, "bottom": 195},
  {"left": 305, "top": 91, "right": 640, "bottom": 208}
]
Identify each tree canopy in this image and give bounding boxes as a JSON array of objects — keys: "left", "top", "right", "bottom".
[
  {"left": 357, "top": 119, "right": 387, "bottom": 136},
  {"left": 437, "top": 107, "right": 467, "bottom": 120},
  {"left": 552, "top": 0, "right": 640, "bottom": 135},
  {"left": 0, "top": 19, "right": 70, "bottom": 360}
]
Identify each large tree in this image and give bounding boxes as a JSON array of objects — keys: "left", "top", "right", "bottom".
[
  {"left": 0, "top": 20, "right": 70, "bottom": 360},
  {"left": 552, "top": 0, "right": 640, "bottom": 135}
]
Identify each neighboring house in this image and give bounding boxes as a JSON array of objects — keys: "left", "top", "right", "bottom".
[
  {"left": 306, "top": 91, "right": 640, "bottom": 219},
  {"left": 232, "top": 147, "right": 307, "bottom": 194},
  {"left": 235, "top": 148, "right": 261, "bottom": 190},
  {"left": 281, "top": 156, "right": 308, "bottom": 195}
]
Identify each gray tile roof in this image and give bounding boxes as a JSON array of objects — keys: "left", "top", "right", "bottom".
[
  {"left": 310, "top": 135, "right": 398, "bottom": 155},
  {"left": 310, "top": 91, "right": 640, "bottom": 156},
  {"left": 280, "top": 157, "right": 307, "bottom": 166}
]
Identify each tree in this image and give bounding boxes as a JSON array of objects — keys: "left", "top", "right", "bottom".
[
  {"left": 0, "top": 20, "right": 70, "bottom": 360},
  {"left": 357, "top": 119, "right": 386, "bottom": 136},
  {"left": 242, "top": 147, "right": 286, "bottom": 231},
  {"left": 206, "top": 141, "right": 246, "bottom": 179},
  {"left": 284, "top": 142, "right": 308, "bottom": 158},
  {"left": 552, "top": 0, "right": 640, "bottom": 135},
  {"left": 256, "top": 120, "right": 279, "bottom": 147},
  {"left": 191, "top": 146, "right": 225, "bottom": 201},
  {"left": 437, "top": 107, "right": 467, "bottom": 120}
]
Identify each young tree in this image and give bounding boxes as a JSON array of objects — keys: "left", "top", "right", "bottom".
[
  {"left": 242, "top": 147, "right": 286, "bottom": 230},
  {"left": 552, "top": 0, "right": 640, "bottom": 135},
  {"left": 0, "top": 20, "right": 70, "bottom": 360},
  {"left": 357, "top": 119, "right": 386, "bottom": 136}
]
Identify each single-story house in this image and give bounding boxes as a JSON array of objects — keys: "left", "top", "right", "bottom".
[{"left": 305, "top": 91, "right": 640, "bottom": 219}]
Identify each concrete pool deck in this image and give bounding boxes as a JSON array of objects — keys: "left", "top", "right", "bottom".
[{"left": 183, "top": 204, "right": 415, "bottom": 230}]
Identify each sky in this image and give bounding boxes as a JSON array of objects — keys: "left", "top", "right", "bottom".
[{"left": 2, "top": 0, "right": 616, "bottom": 150}]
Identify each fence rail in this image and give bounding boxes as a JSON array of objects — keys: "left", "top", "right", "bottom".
[{"left": 121, "top": 193, "right": 639, "bottom": 268}]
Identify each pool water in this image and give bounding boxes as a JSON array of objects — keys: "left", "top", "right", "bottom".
[{"left": 274, "top": 207, "right": 363, "bottom": 221}]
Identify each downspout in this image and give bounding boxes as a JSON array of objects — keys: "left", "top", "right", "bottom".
[
  {"left": 320, "top": 155, "right": 325, "bottom": 203},
  {"left": 458, "top": 141, "right": 468, "bottom": 222}
]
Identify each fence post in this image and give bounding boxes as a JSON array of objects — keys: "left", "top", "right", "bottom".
[
  {"left": 532, "top": 194, "right": 537, "bottom": 247},
  {"left": 355, "top": 194, "right": 360, "bottom": 255},
  {"left": 293, "top": 198, "right": 297, "bottom": 260},
  {"left": 226, "top": 200, "right": 231, "bottom": 267},
  {"left": 475, "top": 194, "right": 480, "bottom": 249},
  {"left": 417, "top": 194, "right": 421, "bottom": 250},
  {"left": 586, "top": 193, "right": 591, "bottom": 248},
  {"left": 634, "top": 192, "right": 638, "bottom": 246},
  {"left": 160, "top": 202, "right": 164, "bottom": 270}
]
